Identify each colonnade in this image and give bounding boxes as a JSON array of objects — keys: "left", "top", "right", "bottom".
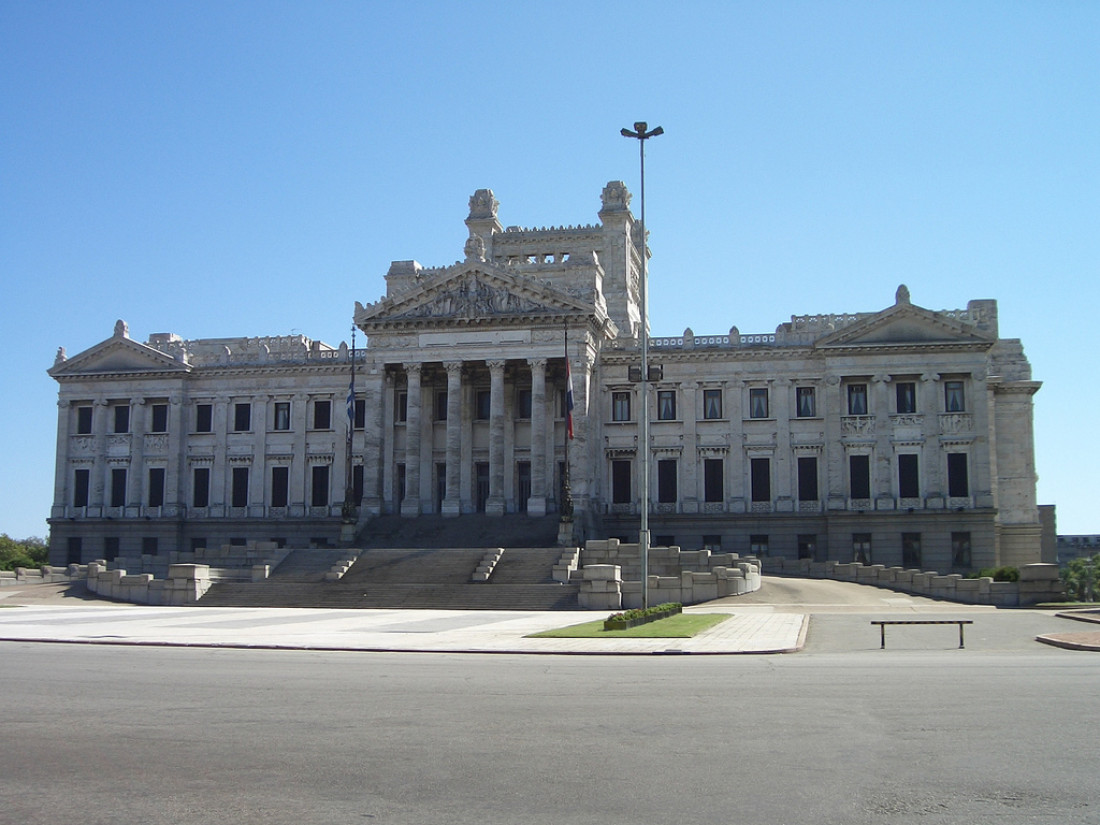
[{"left": 367, "top": 356, "right": 568, "bottom": 518}]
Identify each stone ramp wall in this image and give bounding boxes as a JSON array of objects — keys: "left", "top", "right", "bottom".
[
  {"left": 763, "top": 558, "right": 1064, "bottom": 607},
  {"left": 578, "top": 539, "right": 763, "bottom": 610}
]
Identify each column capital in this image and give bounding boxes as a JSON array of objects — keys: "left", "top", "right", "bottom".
[
  {"left": 486, "top": 359, "right": 506, "bottom": 373},
  {"left": 527, "top": 357, "right": 547, "bottom": 370},
  {"left": 444, "top": 360, "right": 464, "bottom": 376},
  {"left": 403, "top": 362, "right": 422, "bottom": 376}
]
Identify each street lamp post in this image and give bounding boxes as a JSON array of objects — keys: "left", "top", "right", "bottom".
[{"left": 621, "top": 121, "right": 662, "bottom": 610}]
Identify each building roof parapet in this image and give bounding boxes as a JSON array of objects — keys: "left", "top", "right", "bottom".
[{"left": 146, "top": 334, "right": 345, "bottom": 368}]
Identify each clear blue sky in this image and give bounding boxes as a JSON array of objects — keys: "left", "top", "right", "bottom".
[{"left": 2, "top": 1, "right": 1097, "bottom": 540}]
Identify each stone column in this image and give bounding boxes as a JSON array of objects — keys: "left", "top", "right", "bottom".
[
  {"left": 442, "top": 361, "right": 463, "bottom": 516},
  {"left": 872, "top": 374, "right": 892, "bottom": 506},
  {"left": 289, "top": 393, "right": 308, "bottom": 515},
  {"left": 823, "top": 375, "right": 845, "bottom": 511},
  {"left": 166, "top": 394, "right": 184, "bottom": 515},
  {"left": 774, "top": 378, "right": 793, "bottom": 512},
  {"left": 401, "top": 363, "right": 422, "bottom": 517},
  {"left": 210, "top": 396, "right": 229, "bottom": 516},
  {"left": 52, "top": 400, "right": 71, "bottom": 517},
  {"left": 357, "top": 369, "right": 385, "bottom": 520},
  {"left": 921, "top": 372, "right": 943, "bottom": 501},
  {"left": 251, "top": 395, "right": 267, "bottom": 512},
  {"left": 486, "top": 359, "right": 506, "bottom": 516},
  {"left": 128, "top": 398, "right": 146, "bottom": 513},
  {"left": 527, "top": 358, "right": 548, "bottom": 516}
]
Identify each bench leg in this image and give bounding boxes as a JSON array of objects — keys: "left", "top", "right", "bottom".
[
  {"left": 959, "top": 623, "right": 965, "bottom": 649},
  {"left": 880, "top": 624, "right": 886, "bottom": 649}
]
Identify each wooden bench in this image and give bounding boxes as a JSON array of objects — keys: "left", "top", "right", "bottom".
[{"left": 871, "top": 619, "right": 974, "bottom": 649}]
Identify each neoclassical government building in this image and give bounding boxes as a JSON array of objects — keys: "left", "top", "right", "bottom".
[{"left": 48, "top": 182, "right": 1045, "bottom": 572}]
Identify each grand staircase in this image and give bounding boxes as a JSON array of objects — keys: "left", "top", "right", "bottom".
[{"left": 198, "top": 515, "right": 579, "bottom": 610}]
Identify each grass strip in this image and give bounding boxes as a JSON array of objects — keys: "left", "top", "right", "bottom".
[{"left": 528, "top": 612, "right": 731, "bottom": 639}]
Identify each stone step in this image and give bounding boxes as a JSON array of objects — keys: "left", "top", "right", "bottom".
[{"left": 198, "top": 580, "right": 579, "bottom": 610}]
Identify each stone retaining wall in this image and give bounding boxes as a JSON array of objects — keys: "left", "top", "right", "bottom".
[
  {"left": 85, "top": 561, "right": 213, "bottom": 606},
  {"left": 578, "top": 539, "right": 763, "bottom": 610},
  {"left": 763, "top": 558, "right": 1063, "bottom": 607}
]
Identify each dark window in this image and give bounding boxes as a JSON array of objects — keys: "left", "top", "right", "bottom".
[
  {"left": 475, "top": 390, "right": 491, "bottom": 420},
  {"left": 612, "top": 392, "right": 631, "bottom": 422},
  {"left": 951, "top": 532, "right": 972, "bottom": 568},
  {"left": 230, "top": 537, "right": 247, "bottom": 547},
  {"left": 516, "top": 461, "right": 531, "bottom": 511},
  {"left": 313, "top": 400, "right": 331, "bottom": 430},
  {"left": 355, "top": 398, "right": 366, "bottom": 429},
  {"left": 702, "top": 534, "right": 722, "bottom": 550},
  {"left": 850, "top": 454, "right": 871, "bottom": 499},
  {"left": 796, "top": 387, "right": 816, "bottom": 418},
  {"left": 703, "top": 389, "right": 722, "bottom": 420},
  {"left": 516, "top": 388, "right": 532, "bottom": 419},
  {"left": 750, "top": 458, "right": 770, "bottom": 502},
  {"left": 113, "top": 404, "right": 130, "bottom": 434},
  {"left": 104, "top": 537, "right": 119, "bottom": 562},
  {"left": 902, "top": 532, "right": 922, "bottom": 568},
  {"left": 612, "top": 460, "right": 631, "bottom": 504},
  {"left": 195, "top": 404, "right": 213, "bottom": 433},
  {"left": 750, "top": 535, "right": 769, "bottom": 556},
  {"left": 798, "top": 456, "right": 818, "bottom": 501},
  {"left": 896, "top": 382, "right": 916, "bottom": 414},
  {"left": 847, "top": 384, "right": 868, "bottom": 415},
  {"left": 231, "top": 467, "right": 249, "bottom": 508},
  {"left": 273, "top": 402, "right": 291, "bottom": 431},
  {"left": 397, "top": 463, "right": 407, "bottom": 504},
  {"left": 396, "top": 391, "right": 409, "bottom": 422},
  {"left": 190, "top": 538, "right": 206, "bottom": 552},
  {"left": 110, "top": 468, "right": 126, "bottom": 507},
  {"left": 749, "top": 388, "right": 769, "bottom": 419},
  {"left": 945, "top": 381, "right": 965, "bottom": 412},
  {"left": 66, "top": 537, "right": 82, "bottom": 565},
  {"left": 150, "top": 403, "right": 168, "bottom": 433},
  {"left": 73, "top": 469, "right": 90, "bottom": 507},
  {"left": 654, "top": 535, "right": 675, "bottom": 548},
  {"left": 853, "top": 533, "right": 872, "bottom": 564},
  {"left": 704, "top": 458, "right": 724, "bottom": 503},
  {"left": 657, "top": 390, "right": 676, "bottom": 421},
  {"left": 148, "top": 467, "right": 165, "bottom": 507},
  {"left": 353, "top": 464, "right": 364, "bottom": 503},
  {"left": 657, "top": 459, "right": 677, "bottom": 503},
  {"left": 271, "top": 466, "right": 289, "bottom": 508},
  {"left": 142, "top": 537, "right": 158, "bottom": 556},
  {"left": 76, "top": 405, "right": 93, "bottom": 434},
  {"left": 192, "top": 468, "right": 210, "bottom": 508},
  {"left": 947, "top": 453, "right": 969, "bottom": 497},
  {"left": 797, "top": 534, "right": 816, "bottom": 560},
  {"left": 434, "top": 392, "right": 447, "bottom": 422},
  {"left": 898, "top": 454, "right": 920, "bottom": 498},
  {"left": 233, "top": 403, "right": 251, "bottom": 432},
  {"left": 311, "top": 465, "right": 329, "bottom": 507}
]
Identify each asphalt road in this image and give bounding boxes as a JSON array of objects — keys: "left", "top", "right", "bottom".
[{"left": 3, "top": 639, "right": 1097, "bottom": 825}]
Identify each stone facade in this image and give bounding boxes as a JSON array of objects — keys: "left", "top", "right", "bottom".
[{"left": 48, "top": 183, "right": 1045, "bottom": 573}]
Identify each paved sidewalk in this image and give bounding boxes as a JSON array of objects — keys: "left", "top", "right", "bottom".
[
  {"left": 0, "top": 597, "right": 807, "bottom": 655},
  {"left": 3, "top": 580, "right": 1097, "bottom": 654}
]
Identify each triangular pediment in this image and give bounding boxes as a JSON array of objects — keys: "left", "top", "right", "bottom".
[
  {"left": 815, "top": 301, "right": 992, "bottom": 349},
  {"left": 356, "top": 262, "right": 595, "bottom": 328},
  {"left": 49, "top": 335, "right": 190, "bottom": 377}
]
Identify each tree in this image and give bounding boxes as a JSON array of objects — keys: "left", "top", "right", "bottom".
[
  {"left": 1061, "top": 553, "right": 1100, "bottom": 603},
  {"left": 0, "top": 534, "right": 48, "bottom": 572}
]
